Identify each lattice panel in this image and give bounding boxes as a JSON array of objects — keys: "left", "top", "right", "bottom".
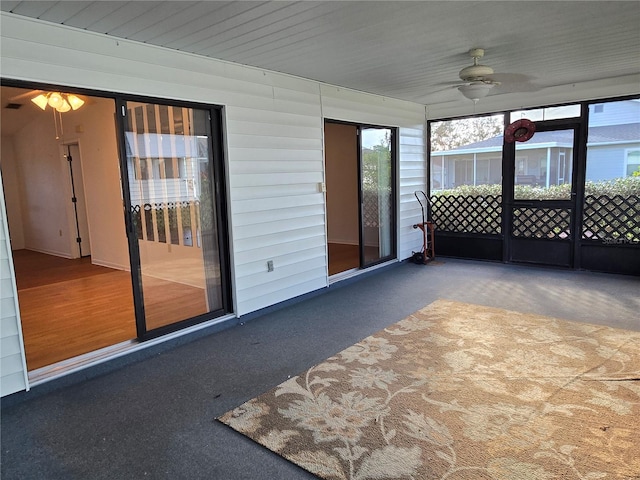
[
  {"left": 363, "top": 190, "right": 392, "bottom": 228},
  {"left": 582, "top": 195, "right": 640, "bottom": 244},
  {"left": 130, "top": 204, "right": 143, "bottom": 239},
  {"left": 130, "top": 201, "right": 202, "bottom": 247},
  {"left": 430, "top": 195, "right": 502, "bottom": 234},
  {"left": 166, "top": 202, "right": 180, "bottom": 245},
  {"left": 512, "top": 207, "right": 572, "bottom": 239}
]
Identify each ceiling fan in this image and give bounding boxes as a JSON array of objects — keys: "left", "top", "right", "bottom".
[
  {"left": 443, "top": 48, "right": 541, "bottom": 103},
  {"left": 456, "top": 48, "right": 501, "bottom": 102},
  {"left": 3, "top": 87, "right": 88, "bottom": 140},
  {"left": 7, "top": 88, "right": 86, "bottom": 112}
]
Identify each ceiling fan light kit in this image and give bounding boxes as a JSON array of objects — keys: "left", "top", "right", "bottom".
[
  {"left": 29, "top": 91, "right": 86, "bottom": 140},
  {"left": 30, "top": 93, "right": 49, "bottom": 110},
  {"left": 66, "top": 94, "right": 85, "bottom": 111},
  {"left": 31, "top": 92, "right": 85, "bottom": 113},
  {"left": 458, "top": 82, "right": 495, "bottom": 103}
]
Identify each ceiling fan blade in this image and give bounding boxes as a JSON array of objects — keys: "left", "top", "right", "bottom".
[
  {"left": 494, "top": 82, "right": 543, "bottom": 93},
  {"left": 419, "top": 87, "right": 463, "bottom": 103},
  {"left": 426, "top": 85, "right": 464, "bottom": 96},
  {"left": 485, "top": 73, "right": 542, "bottom": 92},
  {"left": 430, "top": 81, "right": 466, "bottom": 89},
  {"left": 8, "top": 89, "right": 44, "bottom": 102},
  {"left": 485, "top": 73, "right": 535, "bottom": 83}
]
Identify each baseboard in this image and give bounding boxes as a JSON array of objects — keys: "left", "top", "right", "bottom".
[
  {"left": 23, "top": 247, "right": 72, "bottom": 259},
  {"left": 328, "top": 240, "right": 359, "bottom": 246},
  {"left": 91, "top": 258, "right": 130, "bottom": 271}
]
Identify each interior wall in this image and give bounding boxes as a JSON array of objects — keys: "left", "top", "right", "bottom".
[
  {"left": 325, "top": 122, "right": 359, "bottom": 245},
  {"left": 0, "top": 135, "right": 24, "bottom": 249},
  {"left": 6, "top": 95, "right": 128, "bottom": 269},
  {"left": 67, "top": 98, "right": 128, "bottom": 270},
  {"left": 10, "top": 111, "right": 73, "bottom": 257}
]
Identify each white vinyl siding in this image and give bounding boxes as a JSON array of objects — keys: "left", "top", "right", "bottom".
[
  {"left": 225, "top": 86, "right": 326, "bottom": 316},
  {"left": 398, "top": 126, "right": 429, "bottom": 261},
  {"left": 0, "top": 173, "right": 29, "bottom": 397},
  {"left": 0, "top": 12, "right": 427, "bottom": 389}
]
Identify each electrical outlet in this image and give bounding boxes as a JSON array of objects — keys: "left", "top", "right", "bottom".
[{"left": 267, "top": 260, "right": 274, "bottom": 272}]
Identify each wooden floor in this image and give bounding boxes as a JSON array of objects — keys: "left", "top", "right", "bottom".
[
  {"left": 15, "top": 244, "right": 380, "bottom": 370},
  {"left": 328, "top": 243, "right": 360, "bottom": 275},
  {"left": 328, "top": 243, "right": 383, "bottom": 275},
  {"left": 142, "top": 275, "right": 207, "bottom": 331},
  {"left": 13, "top": 250, "right": 206, "bottom": 371}
]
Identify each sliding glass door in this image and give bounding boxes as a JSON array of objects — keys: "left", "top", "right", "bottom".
[
  {"left": 360, "top": 127, "right": 395, "bottom": 266},
  {"left": 325, "top": 120, "right": 396, "bottom": 275},
  {"left": 121, "top": 100, "right": 228, "bottom": 335}
]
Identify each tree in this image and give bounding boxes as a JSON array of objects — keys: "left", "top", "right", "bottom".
[
  {"left": 362, "top": 131, "right": 391, "bottom": 191},
  {"left": 431, "top": 115, "right": 503, "bottom": 151},
  {"left": 362, "top": 144, "right": 391, "bottom": 191}
]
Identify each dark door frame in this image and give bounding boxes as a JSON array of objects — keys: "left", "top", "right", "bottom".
[
  {"left": 503, "top": 117, "right": 585, "bottom": 268},
  {"left": 114, "top": 96, "right": 232, "bottom": 341},
  {"left": 1, "top": 78, "right": 234, "bottom": 368},
  {"left": 324, "top": 119, "right": 398, "bottom": 273},
  {"left": 358, "top": 125, "right": 398, "bottom": 268}
]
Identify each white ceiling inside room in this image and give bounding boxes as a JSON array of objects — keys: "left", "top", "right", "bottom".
[{"left": 1, "top": 1, "right": 639, "bottom": 113}]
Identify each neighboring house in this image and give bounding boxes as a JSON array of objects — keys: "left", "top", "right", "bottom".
[
  {"left": 431, "top": 100, "right": 640, "bottom": 190},
  {"left": 585, "top": 124, "right": 640, "bottom": 180}
]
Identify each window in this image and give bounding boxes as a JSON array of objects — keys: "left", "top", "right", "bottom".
[
  {"left": 593, "top": 104, "right": 604, "bottom": 113},
  {"left": 510, "top": 104, "right": 581, "bottom": 122},
  {"left": 454, "top": 159, "right": 473, "bottom": 186},
  {"left": 430, "top": 114, "right": 504, "bottom": 191},
  {"left": 132, "top": 157, "right": 187, "bottom": 180},
  {"left": 558, "top": 151, "right": 566, "bottom": 183},
  {"left": 627, "top": 150, "right": 640, "bottom": 177},
  {"left": 583, "top": 98, "right": 640, "bottom": 243},
  {"left": 428, "top": 114, "right": 504, "bottom": 235}
]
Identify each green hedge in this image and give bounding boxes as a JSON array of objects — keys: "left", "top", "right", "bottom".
[
  {"left": 433, "top": 177, "right": 640, "bottom": 198},
  {"left": 430, "top": 177, "right": 639, "bottom": 243}
]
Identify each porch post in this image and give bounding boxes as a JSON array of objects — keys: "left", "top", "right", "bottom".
[{"left": 546, "top": 148, "right": 551, "bottom": 187}]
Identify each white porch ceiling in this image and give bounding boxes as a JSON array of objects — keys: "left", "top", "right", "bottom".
[{"left": 1, "top": 1, "right": 639, "bottom": 108}]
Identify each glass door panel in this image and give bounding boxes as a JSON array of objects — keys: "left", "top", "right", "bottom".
[
  {"left": 509, "top": 126, "right": 578, "bottom": 267},
  {"left": 124, "top": 102, "right": 224, "bottom": 332},
  {"left": 514, "top": 129, "right": 574, "bottom": 200},
  {"left": 361, "top": 128, "right": 394, "bottom": 265}
]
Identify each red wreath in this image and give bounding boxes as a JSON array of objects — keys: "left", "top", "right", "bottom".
[{"left": 505, "top": 118, "right": 536, "bottom": 143}]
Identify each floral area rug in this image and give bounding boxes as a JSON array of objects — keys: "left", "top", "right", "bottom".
[{"left": 217, "top": 299, "right": 640, "bottom": 479}]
